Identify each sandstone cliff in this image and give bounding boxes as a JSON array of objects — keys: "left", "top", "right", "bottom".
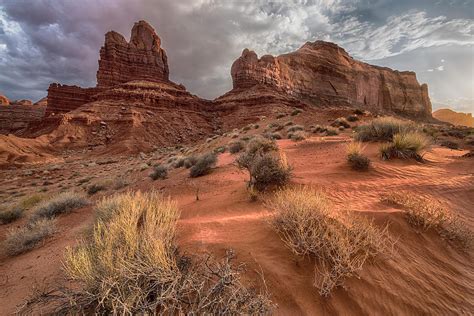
[
  {"left": 0, "top": 94, "right": 10, "bottom": 105},
  {"left": 231, "top": 41, "right": 432, "bottom": 118},
  {"left": 433, "top": 108, "right": 474, "bottom": 127}
]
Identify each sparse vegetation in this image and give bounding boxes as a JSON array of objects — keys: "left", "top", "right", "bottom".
[
  {"left": 0, "top": 205, "right": 24, "bottom": 224},
  {"left": 353, "top": 109, "right": 365, "bottom": 115},
  {"left": 382, "top": 192, "right": 472, "bottom": 249},
  {"left": 269, "top": 187, "right": 391, "bottom": 296},
  {"left": 440, "top": 140, "right": 459, "bottom": 149},
  {"left": 190, "top": 153, "right": 218, "bottom": 178},
  {"left": 346, "top": 115, "right": 359, "bottom": 122},
  {"left": 288, "top": 130, "right": 306, "bottom": 142},
  {"left": 150, "top": 164, "right": 168, "bottom": 180},
  {"left": 3, "top": 218, "right": 57, "bottom": 256},
  {"left": 380, "top": 132, "right": 430, "bottom": 161},
  {"left": 346, "top": 142, "right": 371, "bottom": 171},
  {"left": 228, "top": 141, "right": 244, "bottom": 154},
  {"left": 325, "top": 127, "right": 339, "bottom": 136},
  {"left": 291, "top": 109, "right": 303, "bottom": 116},
  {"left": 287, "top": 124, "right": 304, "bottom": 133},
  {"left": 21, "top": 191, "right": 274, "bottom": 314},
  {"left": 214, "top": 146, "right": 226, "bottom": 154},
  {"left": 332, "top": 117, "right": 350, "bottom": 128},
  {"left": 184, "top": 155, "right": 198, "bottom": 168},
  {"left": 87, "top": 183, "right": 106, "bottom": 195},
  {"left": 30, "top": 192, "right": 89, "bottom": 222},
  {"left": 355, "top": 117, "right": 416, "bottom": 142}
]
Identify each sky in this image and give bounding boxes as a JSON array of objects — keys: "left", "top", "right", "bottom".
[{"left": 0, "top": 0, "right": 473, "bottom": 114}]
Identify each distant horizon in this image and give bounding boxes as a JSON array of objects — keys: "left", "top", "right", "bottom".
[{"left": 1, "top": 1, "right": 473, "bottom": 114}]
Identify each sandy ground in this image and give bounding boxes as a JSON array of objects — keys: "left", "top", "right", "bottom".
[{"left": 0, "top": 126, "right": 473, "bottom": 315}]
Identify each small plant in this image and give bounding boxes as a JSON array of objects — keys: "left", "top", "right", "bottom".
[
  {"left": 269, "top": 187, "right": 390, "bottom": 296},
  {"left": 3, "top": 218, "right": 57, "bottom": 256},
  {"left": 346, "top": 142, "right": 371, "bottom": 171},
  {"left": 228, "top": 141, "right": 244, "bottom": 154},
  {"left": 0, "top": 205, "right": 24, "bottom": 224},
  {"left": 291, "top": 109, "right": 303, "bottom": 116},
  {"left": 382, "top": 192, "right": 472, "bottom": 249},
  {"left": 288, "top": 131, "right": 306, "bottom": 142},
  {"left": 346, "top": 115, "right": 359, "bottom": 122},
  {"left": 355, "top": 117, "right": 416, "bottom": 142},
  {"left": 190, "top": 153, "right": 218, "bottom": 178},
  {"left": 150, "top": 164, "right": 168, "bottom": 180},
  {"left": 380, "top": 132, "right": 430, "bottom": 161},
  {"left": 325, "top": 127, "right": 339, "bottom": 136},
  {"left": 287, "top": 124, "right": 304, "bottom": 133},
  {"left": 214, "top": 146, "right": 226, "bottom": 154},
  {"left": 30, "top": 192, "right": 89, "bottom": 222},
  {"left": 332, "top": 117, "right": 350, "bottom": 128}
]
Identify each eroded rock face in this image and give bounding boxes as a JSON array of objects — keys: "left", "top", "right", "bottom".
[
  {"left": 433, "top": 108, "right": 474, "bottom": 127},
  {"left": 96, "top": 20, "right": 169, "bottom": 88},
  {"left": 46, "top": 84, "right": 101, "bottom": 116},
  {"left": 0, "top": 103, "right": 46, "bottom": 135},
  {"left": 0, "top": 94, "right": 10, "bottom": 105},
  {"left": 231, "top": 41, "right": 432, "bottom": 117}
]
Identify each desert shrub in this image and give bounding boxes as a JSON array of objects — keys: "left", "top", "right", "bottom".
[
  {"left": 382, "top": 192, "right": 472, "bottom": 249},
  {"left": 190, "top": 153, "right": 218, "bottom": 178},
  {"left": 150, "top": 164, "right": 168, "bottom": 180},
  {"left": 325, "top": 127, "right": 339, "bottom": 136},
  {"left": 353, "top": 109, "right": 364, "bottom": 115},
  {"left": 287, "top": 124, "right": 304, "bottom": 133},
  {"left": 288, "top": 131, "right": 306, "bottom": 142},
  {"left": 87, "top": 183, "right": 106, "bottom": 195},
  {"left": 242, "top": 125, "right": 252, "bottom": 131},
  {"left": 380, "top": 132, "right": 430, "bottom": 161},
  {"left": 346, "top": 142, "right": 371, "bottom": 171},
  {"left": 270, "top": 132, "right": 282, "bottom": 140},
  {"left": 214, "top": 146, "right": 226, "bottom": 154},
  {"left": 276, "top": 113, "right": 286, "bottom": 119},
  {"left": 355, "top": 117, "right": 416, "bottom": 142},
  {"left": 112, "top": 176, "right": 129, "bottom": 190},
  {"left": 236, "top": 136, "right": 278, "bottom": 170},
  {"left": 30, "top": 192, "right": 89, "bottom": 222},
  {"left": 291, "top": 109, "right": 303, "bottom": 116},
  {"left": 184, "top": 155, "right": 198, "bottom": 168},
  {"left": 284, "top": 121, "right": 294, "bottom": 127},
  {"left": 36, "top": 191, "right": 274, "bottom": 315},
  {"left": 173, "top": 157, "right": 186, "bottom": 168},
  {"left": 346, "top": 115, "right": 359, "bottom": 122},
  {"left": 228, "top": 141, "right": 244, "bottom": 154},
  {"left": 440, "top": 140, "right": 459, "bottom": 149},
  {"left": 310, "top": 125, "right": 326, "bottom": 133},
  {"left": 0, "top": 205, "right": 24, "bottom": 224},
  {"left": 3, "top": 218, "right": 57, "bottom": 256},
  {"left": 19, "top": 194, "right": 45, "bottom": 210},
  {"left": 269, "top": 187, "right": 390, "bottom": 296},
  {"left": 332, "top": 117, "right": 350, "bottom": 128}
]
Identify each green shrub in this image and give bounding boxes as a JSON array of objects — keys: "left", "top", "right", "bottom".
[
  {"left": 150, "top": 165, "right": 168, "bottom": 180},
  {"left": 3, "top": 218, "right": 57, "bottom": 256},
  {"left": 355, "top": 117, "right": 416, "bottom": 142},
  {"left": 30, "top": 192, "right": 89, "bottom": 222},
  {"left": 214, "top": 146, "right": 226, "bottom": 154},
  {"left": 190, "top": 153, "right": 218, "bottom": 178},
  {"left": 380, "top": 132, "right": 430, "bottom": 161}
]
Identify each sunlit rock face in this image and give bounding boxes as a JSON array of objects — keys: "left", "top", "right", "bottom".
[
  {"left": 433, "top": 108, "right": 474, "bottom": 127},
  {"left": 231, "top": 41, "right": 432, "bottom": 118}
]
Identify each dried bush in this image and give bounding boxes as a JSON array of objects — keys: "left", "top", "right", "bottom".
[
  {"left": 346, "top": 142, "right": 371, "bottom": 171},
  {"left": 21, "top": 191, "right": 274, "bottom": 314},
  {"left": 87, "top": 183, "right": 106, "bottom": 195},
  {"left": 355, "top": 117, "right": 416, "bottom": 142},
  {"left": 346, "top": 115, "right": 359, "bottom": 122},
  {"left": 0, "top": 205, "right": 24, "bottom": 224},
  {"left": 228, "top": 141, "right": 244, "bottom": 154},
  {"left": 291, "top": 109, "right": 303, "bottom": 116},
  {"left": 214, "top": 146, "right": 226, "bottom": 154},
  {"left": 380, "top": 132, "right": 430, "bottom": 161},
  {"left": 353, "top": 109, "right": 365, "bottom": 115},
  {"left": 184, "top": 155, "right": 198, "bottom": 168},
  {"left": 332, "top": 117, "right": 351, "bottom": 128},
  {"left": 30, "top": 192, "right": 89, "bottom": 222},
  {"left": 150, "top": 164, "right": 168, "bottom": 180},
  {"left": 325, "top": 127, "right": 339, "bottom": 136},
  {"left": 173, "top": 157, "right": 186, "bottom": 168},
  {"left": 236, "top": 136, "right": 278, "bottom": 170},
  {"left": 382, "top": 192, "right": 472, "bottom": 249},
  {"left": 288, "top": 131, "right": 306, "bottom": 142},
  {"left": 269, "top": 187, "right": 391, "bottom": 296},
  {"left": 440, "top": 140, "right": 459, "bottom": 149},
  {"left": 287, "top": 125, "right": 304, "bottom": 133},
  {"left": 3, "top": 218, "right": 57, "bottom": 256},
  {"left": 190, "top": 153, "right": 218, "bottom": 178}
]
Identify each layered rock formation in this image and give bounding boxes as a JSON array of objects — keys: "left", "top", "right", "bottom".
[
  {"left": 0, "top": 102, "right": 46, "bottom": 135},
  {"left": 46, "top": 84, "right": 101, "bottom": 116},
  {"left": 231, "top": 41, "right": 432, "bottom": 117},
  {"left": 97, "top": 20, "right": 169, "bottom": 88},
  {"left": 433, "top": 108, "right": 474, "bottom": 127}
]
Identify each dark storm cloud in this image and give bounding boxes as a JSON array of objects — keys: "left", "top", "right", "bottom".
[{"left": 0, "top": 0, "right": 472, "bottom": 113}]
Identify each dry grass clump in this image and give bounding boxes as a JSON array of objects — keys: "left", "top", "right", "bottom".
[
  {"left": 332, "top": 117, "right": 351, "bottom": 129},
  {"left": 325, "top": 127, "right": 339, "bottom": 136},
  {"left": 382, "top": 192, "right": 472, "bottom": 249},
  {"left": 346, "top": 114, "right": 359, "bottom": 122},
  {"left": 190, "top": 152, "right": 218, "bottom": 178},
  {"left": 355, "top": 117, "right": 416, "bottom": 142},
  {"left": 3, "top": 218, "right": 57, "bottom": 256},
  {"left": 0, "top": 205, "right": 24, "bottom": 224},
  {"left": 380, "top": 132, "right": 430, "bottom": 161},
  {"left": 22, "top": 191, "right": 273, "bottom": 314},
  {"left": 269, "top": 187, "right": 390, "bottom": 296},
  {"left": 87, "top": 183, "right": 106, "bottom": 195},
  {"left": 346, "top": 142, "right": 371, "bottom": 171},
  {"left": 30, "top": 192, "right": 89, "bottom": 222},
  {"left": 183, "top": 155, "right": 198, "bottom": 168},
  {"left": 150, "top": 164, "right": 168, "bottom": 180}
]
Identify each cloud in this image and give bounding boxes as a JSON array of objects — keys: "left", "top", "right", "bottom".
[
  {"left": 0, "top": 0, "right": 472, "bottom": 106},
  {"left": 436, "top": 65, "right": 445, "bottom": 71}
]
